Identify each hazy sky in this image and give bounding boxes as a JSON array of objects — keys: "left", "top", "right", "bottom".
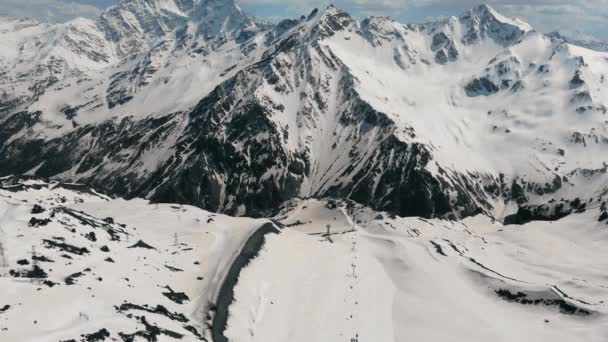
[{"left": 0, "top": 0, "right": 606, "bottom": 40}]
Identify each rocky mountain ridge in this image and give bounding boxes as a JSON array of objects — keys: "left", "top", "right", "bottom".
[{"left": 1, "top": 2, "right": 608, "bottom": 222}]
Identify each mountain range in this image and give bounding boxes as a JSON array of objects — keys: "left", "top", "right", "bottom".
[
  {"left": 2, "top": 1, "right": 608, "bottom": 341},
  {"left": 1, "top": 0, "right": 608, "bottom": 222}
]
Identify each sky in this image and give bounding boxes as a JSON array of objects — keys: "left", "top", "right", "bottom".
[{"left": 0, "top": 0, "right": 606, "bottom": 40}]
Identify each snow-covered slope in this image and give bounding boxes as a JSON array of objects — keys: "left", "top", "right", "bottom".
[
  {"left": 1, "top": 2, "right": 608, "bottom": 222},
  {"left": 547, "top": 31, "right": 608, "bottom": 53},
  {"left": 226, "top": 198, "right": 608, "bottom": 342},
  {"left": 2, "top": 177, "right": 607, "bottom": 341},
  {"left": 0, "top": 176, "right": 272, "bottom": 341}
]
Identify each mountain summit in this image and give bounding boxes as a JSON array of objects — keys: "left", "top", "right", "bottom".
[
  {"left": 97, "top": 0, "right": 261, "bottom": 57},
  {"left": 0, "top": 2, "right": 607, "bottom": 222}
]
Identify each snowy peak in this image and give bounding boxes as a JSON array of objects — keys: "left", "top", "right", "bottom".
[
  {"left": 457, "top": 4, "right": 531, "bottom": 46},
  {"left": 309, "top": 5, "right": 355, "bottom": 39},
  {"left": 97, "top": 0, "right": 260, "bottom": 57},
  {"left": 264, "top": 5, "right": 355, "bottom": 49},
  {"left": 463, "top": 4, "right": 532, "bottom": 31},
  {"left": 386, "top": 4, "right": 535, "bottom": 65},
  {"left": 191, "top": 0, "right": 258, "bottom": 36},
  {"left": 464, "top": 4, "right": 513, "bottom": 24},
  {"left": 97, "top": 0, "right": 190, "bottom": 57}
]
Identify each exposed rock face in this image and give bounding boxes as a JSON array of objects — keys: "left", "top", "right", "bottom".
[
  {"left": 1, "top": 2, "right": 608, "bottom": 221},
  {"left": 465, "top": 77, "right": 499, "bottom": 96}
]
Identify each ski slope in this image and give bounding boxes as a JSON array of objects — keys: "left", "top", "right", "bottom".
[{"left": 226, "top": 199, "right": 608, "bottom": 342}]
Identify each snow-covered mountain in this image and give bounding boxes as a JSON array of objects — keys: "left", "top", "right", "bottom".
[
  {"left": 1, "top": 176, "right": 607, "bottom": 341},
  {"left": 2, "top": 3, "right": 608, "bottom": 340},
  {"left": 1, "top": 1, "right": 608, "bottom": 223},
  {"left": 547, "top": 31, "right": 608, "bottom": 53}
]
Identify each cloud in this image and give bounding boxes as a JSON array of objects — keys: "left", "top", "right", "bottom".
[{"left": 0, "top": 0, "right": 102, "bottom": 23}]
